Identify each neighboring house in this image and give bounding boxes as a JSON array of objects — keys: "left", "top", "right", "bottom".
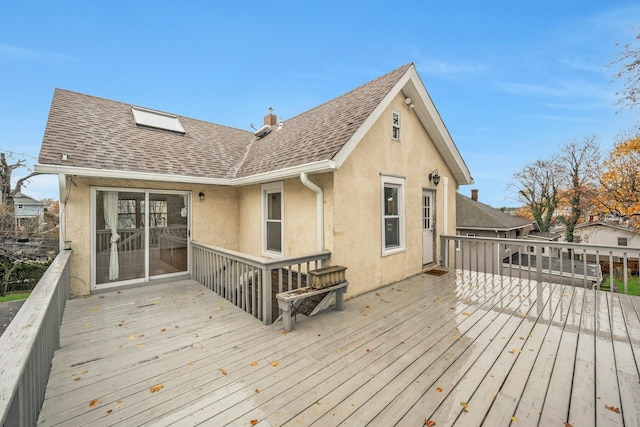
[
  {"left": 11, "top": 192, "right": 45, "bottom": 229},
  {"left": 455, "top": 190, "right": 534, "bottom": 273},
  {"left": 36, "top": 63, "right": 473, "bottom": 298},
  {"left": 560, "top": 221, "right": 640, "bottom": 273}
]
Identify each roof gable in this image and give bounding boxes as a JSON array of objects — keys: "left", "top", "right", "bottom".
[{"left": 37, "top": 64, "right": 472, "bottom": 186}]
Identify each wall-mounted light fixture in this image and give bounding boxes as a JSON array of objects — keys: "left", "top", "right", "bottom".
[
  {"left": 404, "top": 97, "right": 415, "bottom": 109},
  {"left": 199, "top": 192, "right": 205, "bottom": 201},
  {"left": 429, "top": 170, "right": 441, "bottom": 186}
]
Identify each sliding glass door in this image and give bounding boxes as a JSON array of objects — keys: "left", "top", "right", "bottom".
[{"left": 94, "top": 188, "right": 189, "bottom": 289}]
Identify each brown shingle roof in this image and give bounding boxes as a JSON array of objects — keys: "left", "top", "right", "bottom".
[
  {"left": 39, "top": 90, "right": 253, "bottom": 179},
  {"left": 457, "top": 193, "right": 532, "bottom": 231},
  {"left": 236, "top": 63, "right": 412, "bottom": 177},
  {"left": 38, "top": 64, "right": 413, "bottom": 180}
]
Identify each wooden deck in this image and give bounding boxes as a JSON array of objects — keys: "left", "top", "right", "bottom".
[{"left": 37, "top": 270, "right": 640, "bottom": 426}]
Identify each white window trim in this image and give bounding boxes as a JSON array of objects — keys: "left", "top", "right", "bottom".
[
  {"left": 261, "top": 181, "right": 284, "bottom": 258},
  {"left": 381, "top": 175, "right": 406, "bottom": 256},
  {"left": 391, "top": 109, "right": 401, "bottom": 141}
]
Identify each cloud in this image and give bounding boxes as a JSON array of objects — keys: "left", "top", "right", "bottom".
[
  {"left": 498, "top": 78, "right": 615, "bottom": 104},
  {"left": 0, "top": 43, "right": 73, "bottom": 63}
]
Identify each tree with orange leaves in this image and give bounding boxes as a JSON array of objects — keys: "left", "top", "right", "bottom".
[{"left": 596, "top": 135, "right": 640, "bottom": 228}]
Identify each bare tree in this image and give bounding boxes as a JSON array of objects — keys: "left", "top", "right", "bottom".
[
  {"left": 0, "top": 152, "right": 40, "bottom": 205},
  {"left": 612, "top": 29, "right": 640, "bottom": 112},
  {"left": 511, "top": 159, "right": 563, "bottom": 232},
  {"left": 556, "top": 136, "right": 601, "bottom": 242}
]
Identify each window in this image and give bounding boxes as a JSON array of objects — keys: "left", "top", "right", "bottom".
[
  {"left": 381, "top": 175, "right": 405, "bottom": 255},
  {"left": 262, "top": 182, "right": 283, "bottom": 256},
  {"left": 391, "top": 110, "right": 400, "bottom": 141},
  {"left": 618, "top": 237, "right": 628, "bottom": 247},
  {"left": 131, "top": 106, "right": 185, "bottom": 134}
]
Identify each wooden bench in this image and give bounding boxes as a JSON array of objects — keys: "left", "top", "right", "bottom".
[{"left": 276, "top": 281, "right": 349, "bottom": 332}]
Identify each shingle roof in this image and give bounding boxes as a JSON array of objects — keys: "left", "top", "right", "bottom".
[
  {"left": 236, "top": 63, "right": 412, "bottom": 177},
  {"left": 39, "top": 90, "right": 254, "bottom": 179},
  {"left": 456, "top": 192, "right": 532, "bottom": 231},
  {"left": 39, "top": 64, "right": 413, "bottom": 181}
]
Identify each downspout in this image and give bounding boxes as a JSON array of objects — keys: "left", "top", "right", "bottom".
[
  {"left": 442, "top": 177, "right": 449, "bottom": 267},
  {"left": 300, "top": 173, "right": 324, "bottom": 252},
  {"left": 58, "top": 174, "right": 67, "bottom": 250}
]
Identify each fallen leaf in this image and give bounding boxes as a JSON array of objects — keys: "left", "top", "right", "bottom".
[
  {"left": 219, "top": 368, "right": 227, "bottom": 375},
  {"left": 453, "top": 335, "right": 460, "bottom": 339},
  {"left": 271, "top": 361, "right": 279, "bottom": 367},
  {"left": 74, "top": 377, "right": 81, "bottom": 381},
  {"left": 139, "top": 334, "right": 145, "bottom": 337},
  {"left": 107, "top": 409, "right": 113, "bottom": 414},
  {"left": 435, "top": 387, "right": 443, "bottom": 392},
  {"left": 462, "top": 312, "right": 471, "bottom": 316},
  {"left": 508, "top": 348, "right": 522, "bottom": 354},
  {"left": 115, "top": 400, "right": 122, "bottom": 409},
  {"left": 250, "top": 420, "right": 258, "bottom": 426},
  {"left": 150, "top": 384, "right": 164, "bottom": 393},
  {"left": 460, "top": 402, "right": 469, "bottom": 412},
  {"left": 136, "top": 344, "right": 144, "bottom": 349},
  {"left": 366, "top": 348, "right": 370, "bottom": 352},
  {"left": 250, "top": 361, "right": 258, "bottom": 366},
  {"left": 89, "top": 398, "right": 100, "bottom": 408},
  {"left": 365, "top": 305, "right": 370, "bottom": 309},
  {"left": 84, "top": 323, "right": 92, "bottom": 328},
  {"left": 426, "top": 421, "right": 436, "bottom": 427},
  {"left": 175, "top": 325, "right": 180, "bottom": 329},
  {"left": 375, "top": 292, "right": 380, "bottom": 296},
  {"left": 605, "top": 405, "right": 620, "bottom": 413},
  {"left": 161, "top": 328, "right": 166, "bottom": 332},
  {"left": 209, "top": 315, "right": 213, "bottom": 319},
  {"left": 187, "top": 363, "right": 194, "bottom": 368},
  {"left": 128, "top": 336, "right": 136, "bottom": 341},
  {"left": 255, "top": 388, "right": 260, "bottom": 393},
  {"left": 564, "top": 423, "right": 574, "bottom": 427},
  {"left": 511, "top": 416, "right": 518, "bottom": 421},
  {"left": 281, "top": 330, "right": 288, "bottom": 335}
]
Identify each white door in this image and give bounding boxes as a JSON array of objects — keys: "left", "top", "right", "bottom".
[{"left": 422, "top": 190, "right": 435, "bottom": 265}]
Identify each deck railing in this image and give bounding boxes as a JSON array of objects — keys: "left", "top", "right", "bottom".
[
  {"left": 0, "top": 250, "right": 71, "bottom": 427},
  {"left": 191, "top": 242, "right": 330, "bottom": 324},
  {"left": 441, "top": 234, "right": 640, "bottom": 292}
]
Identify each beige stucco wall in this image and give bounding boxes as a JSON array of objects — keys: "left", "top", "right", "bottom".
[
  {"left": 331, "top": 93, "right": 459, "bottom": 297},
  {"left": 237, "top": 173, "right": 334, "bottom": 258},
  {"left": 62, "top": 176, "right": 239, "bottom": 296}
]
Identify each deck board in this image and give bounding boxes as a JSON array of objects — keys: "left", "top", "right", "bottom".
[{"left": 37, "top": 272, "right": 640, "bottom": 426}]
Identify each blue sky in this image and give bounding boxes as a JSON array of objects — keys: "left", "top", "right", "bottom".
[{"left": 1, "top": 1, "right": 638, "bottom": 207}]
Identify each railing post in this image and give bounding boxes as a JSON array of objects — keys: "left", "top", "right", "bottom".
[
  {"left": 262, "top": 267, "right": 272, "bottom": 325},
  {"left": 536, "top": 245, "right": 543, "bottom": 283}
]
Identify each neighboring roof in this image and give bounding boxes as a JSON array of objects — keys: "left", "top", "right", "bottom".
[
  {"left": 37, "top": 64, "right": 473, "bottom": 186},
  {"left": 457, "top": 192, "right": 532, "bottom": 231},
  {"left": 571, "top": 221, "right": 636, "bottom": 234},
  {"left": 11, "top": 192, "right": 43, "bottom": 205}
]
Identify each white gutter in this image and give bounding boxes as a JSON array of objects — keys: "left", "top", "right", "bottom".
[
  {"left": 300, "top": 173, "right": 324, "bottom": 252},
  {"left": 35, "top": 159, "right": 337, "bottom": 187}
]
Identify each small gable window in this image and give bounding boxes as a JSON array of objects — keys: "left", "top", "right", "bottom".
[
  {"left": 618, "top": 237, "right": 628, "bottom": 247},
  {"left": 391, "top": 110, "right": 401, "bottom": 141}
]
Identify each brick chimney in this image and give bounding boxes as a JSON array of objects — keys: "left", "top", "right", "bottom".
[
  {"left": 264, "top": 107, "right": 277, "bottom": 126},
  {"left": 471, "top": 189, "right": 478, "bottom": 201}
]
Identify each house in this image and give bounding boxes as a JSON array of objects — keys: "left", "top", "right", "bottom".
[
  {"left": 560, "top": 221, "right": 640, "bottom": 274},
  {"left": 455, "top": 190, "right": 534, "bottom": 273},
  {"left": 35, "top": 63, "right": 473, "bottom": 299},
  {"left": 11, "top": 192, "right": 45, "bottom": 229}
]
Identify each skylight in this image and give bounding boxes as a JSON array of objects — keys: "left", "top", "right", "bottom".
[{"left": 131, "top": 106, "right": 185, "bottom": 134}]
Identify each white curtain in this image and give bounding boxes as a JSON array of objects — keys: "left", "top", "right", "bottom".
[{"left": 104, "top": 191, "right": 120, "bottom": 280}]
